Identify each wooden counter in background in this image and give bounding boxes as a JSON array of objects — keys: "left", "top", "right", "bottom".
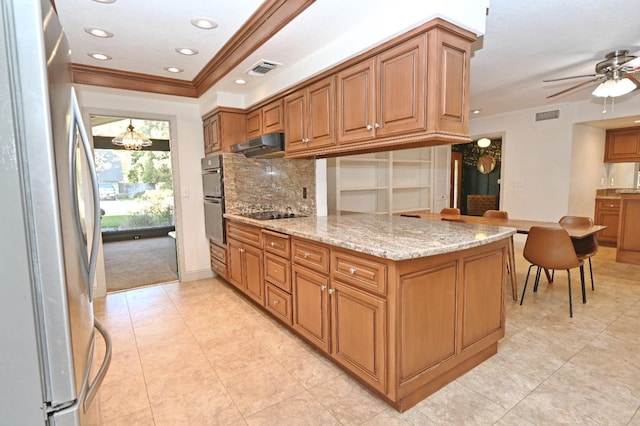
[{"left": 616, "top": 192, "right": 640, "bottom": 265}]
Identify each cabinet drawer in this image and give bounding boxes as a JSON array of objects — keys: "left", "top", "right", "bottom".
[
  {"left": 227, "top": 221, "right": 262, "bottom": 247},
  {"left": 331, "top": 250, "right": 387, "bottom": 295},
  {"left": 210, "top": 240, "right": 226, "bottom": 263},
  {"left": 265, "top": 283, "right": 293, "bottom": 325},
  {"left": 265, "top": 252, "right": 291, "bottom": 292},
  {"left": 292, "top": 238, "right": 330, "bottom": 274},
  {"left": 263, "top": 230, "right": 291, "bottom": 258},
  {"left": 596, "top": 199, "right": 620, "bottom": 211},
  {"left": 211, "top": 257, "right": 227, "bottom": 279}
]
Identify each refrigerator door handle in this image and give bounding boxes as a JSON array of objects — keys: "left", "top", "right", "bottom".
[
  {"left": 69, "top": 88, "right": 101, "bottom": 300},
  {"left": 83, "top": 318, "right": 112, "bottom": 412}
]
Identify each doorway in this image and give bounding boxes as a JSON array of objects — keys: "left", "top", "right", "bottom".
[
  {"left": 451, "top": 139, "right": 502, "bottom": 215},
  {"left": 91, "top": 115, "right": 178, "bottom": 291}
]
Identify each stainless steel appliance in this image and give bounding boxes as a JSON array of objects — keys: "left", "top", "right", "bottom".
[
  {"left": 202, "top": 155, "right": 226, "bottom": 245},
  {"left": 230, "top": 133, "right": 285, "bottom": 158},
  {"left": 0, "top": 1, "right": 111, "bottom": 424}
]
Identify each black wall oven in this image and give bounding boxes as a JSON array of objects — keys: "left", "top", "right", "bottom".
[{"left": 202, "top": 155, "right": 225, "bottom": 245}]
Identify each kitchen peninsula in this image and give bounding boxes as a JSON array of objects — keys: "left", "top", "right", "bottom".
[{"left": 222, "top": 213, "right": 515, "bottom": 411}]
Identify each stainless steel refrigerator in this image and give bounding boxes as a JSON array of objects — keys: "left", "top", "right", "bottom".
[{"left": 0, "top": 0, "right": 111, "bottom": 424}]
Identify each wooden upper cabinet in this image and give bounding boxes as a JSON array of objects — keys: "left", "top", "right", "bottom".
[
  {"left": 246, "top": 99, "right": 285, "bottom": 140},
  {"left": 604, "top": 127, "right": 640, "bottom": 162},
  {"left": 202, "top": 108, "right": 246, "bottom": 154},
  {"left": 285, "top": 76, "right": 335, "bottom": 154},
  {"left": 336, "top": 34, "right": 430, "bottom": 145}
]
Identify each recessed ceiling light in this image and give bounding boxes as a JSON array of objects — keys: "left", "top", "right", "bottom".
[
  {"left": 635, "top": 119, "right": 640, "bottom": 123},
  {"left": 88, "top": 52, "right": 111, "bottom": 61},
  {"left": 472, "top": 110, "right": 481, "bottom": 114},
  {"left": 164, "top": 67, "right": 184, "bottom": 73},
  {"left": 92, "top": 0, "right": 116, "bottom": 3},
  {"left": 191, "top": 18, "right": 218, "bottom": 30},
  {"left": 234, "top": 79, "right": 247, "bottom": 85},
  {"left": 84, "top": 27, "right": 113, "bottom": 38},
  {"left": 175, "top": 47, "right": 199, "bottom": 56}
]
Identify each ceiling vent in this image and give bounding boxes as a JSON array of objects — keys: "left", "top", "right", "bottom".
[
  {"left": 246, "top": 60, "right": 282, "bottom": 77},
  {"left": 535, "top": 110, "right": 560, "bottom": 121}
]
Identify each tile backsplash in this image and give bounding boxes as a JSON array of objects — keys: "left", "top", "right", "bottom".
[{"left": 222, "top": 153, "right": 316, "bottom": 216}]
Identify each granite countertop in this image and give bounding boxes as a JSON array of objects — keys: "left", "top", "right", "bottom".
[
  {"left": 224, "top": 213, "right": 516, "bottom": 261},
  {"left": 616, "top": 189, "right": 640, "bottom": 194}
]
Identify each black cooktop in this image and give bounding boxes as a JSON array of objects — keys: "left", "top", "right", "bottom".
[{"left": 240, "top": 211, "right": 304, "bottom": 221}]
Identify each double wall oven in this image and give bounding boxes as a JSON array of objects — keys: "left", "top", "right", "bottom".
[{"left": 202, "top": 155, "right": 225, "bottom": 245}]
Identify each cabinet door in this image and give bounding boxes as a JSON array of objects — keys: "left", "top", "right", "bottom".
[
  {"left": 284, "top": 90, "right": 307, "bottom": 152},
  {"left": 336, "top": 58, "right": 376, "bottom": 144},
  {"left": 376, "top": 35, "right": 426, "bottom": 138},
  {"left": 243, "top": 243, "right": 264, "bottom": 305},
  {"left": 246, "top": 109, "right": 262, "bottom": 139},
  {"left": 209, "top": 114, "right": 221, "bottom": 152},
  {"left": 292, "top": 265, "right": 330, "bottom": 352},
  {"left": 595, "top": 200, "right": 620, "bottom": 244},
  {"left": 262, "top": 99, "right": 284, "bottom": 134},
  {"left": 605, "top": 129, "right": 640, "bottom": 162},
  {"left": 227, "top": 238, "right": 244, "bottom": 291},
  {"left": 330, "top": 280, "right": 386, "bottom": 392},
  {"left": 307, "top": 76, "right": 336, "bottom": 148}
]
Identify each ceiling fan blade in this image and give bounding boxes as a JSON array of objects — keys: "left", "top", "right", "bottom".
[
  {"left": 626, "top": 74, "right": 640, "bottom": 90},
  {"left": 543, "top": 74, "right": 600, "bottom": 82},
  {"left": 546, "top": 76, "right": 604, "bottom": 98}
]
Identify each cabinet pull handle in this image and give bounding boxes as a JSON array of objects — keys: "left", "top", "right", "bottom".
[
  {"left": 239, "top": 248, "right": 245, "bottom": 253},
  {"left": 366, "top": 124, "right": 373, "bottom": 131},
  {"left": 303, "top": 252, "right": 310, "bottom": 258},
  {"left": 349, "top": 267, "right": 357, "bottom": 274},
  {"left": 270, "top": 242, "right": 276, "bottom": 247},
  {"left": 320, "top": 285, "right": 326, "bottom": 291},
  {"left": 374, "top": 123, "right": 381, "bottom": 129},
  {"left": 273, "top": 300, "right": 279, "bottom": 305},
  {"left": 328, "top": 289, "right": 335, "bottom": 295}
]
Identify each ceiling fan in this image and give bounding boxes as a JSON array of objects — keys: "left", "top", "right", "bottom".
[{"left": 544, "top": 50, "right": 640, "bottom": 99}]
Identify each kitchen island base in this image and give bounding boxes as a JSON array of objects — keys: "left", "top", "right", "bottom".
[{"left": 221, "top": 217, "right": 509, "bottom": 412}]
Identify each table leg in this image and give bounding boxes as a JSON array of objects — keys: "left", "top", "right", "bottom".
[{"left": 508, "top": 236, "right": 517, "bottom": 300}]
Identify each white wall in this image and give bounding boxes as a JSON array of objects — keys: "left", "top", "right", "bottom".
[{"left": 76, "top": 85, "right": 214, "bottom": 290}]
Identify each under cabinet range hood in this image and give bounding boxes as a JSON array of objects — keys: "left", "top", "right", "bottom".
[{"left": 231, "top": 133, "right": 285, "bottom": 158}]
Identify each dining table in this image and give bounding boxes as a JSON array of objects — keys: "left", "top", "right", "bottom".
[{"left": 407, "top": 213, "right": 607, "bottom": 300}]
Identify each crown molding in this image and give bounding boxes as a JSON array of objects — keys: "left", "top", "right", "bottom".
[{"left": 70, "top": 0, "right": 315, "bottom": 99}]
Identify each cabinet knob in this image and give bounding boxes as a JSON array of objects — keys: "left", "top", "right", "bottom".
[
  {"left": 320, "top": 285, "right": 327, "bottom": 291},
  {"left": 366, "top": 124, "right": 373, "bottom": 131},
  {"left": 328, "top": 289, "right": 335, "bottom": 295},
  {"left": 303, "top": 252, "right": 310, "bottom": 258},
  {"left": 270, "top": 242, "right": 276, "bottom": 247},
  {"left": 273, "top": 300, "right": 279, "bottom": 305},
  {"left": 349, "top": 267, "right": 357, "bottom": 274},
  {"left": 374, "top": 123, "right": 381, "bottom": 129},
  {"left": 238, "top": 248, "right": 245, "bottom": 253}
]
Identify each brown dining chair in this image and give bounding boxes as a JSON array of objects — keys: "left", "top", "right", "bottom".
[
  {"left": 519, "top": 226, "right": 586, "bottom": 317},
  {"left": 440, "top": 207, "right": 461, "bottom": 215},
  {"left": 558, "top": 215, "right": 597, "bottom": 291},
  {"left": 483, "top": 209, "right": 509, "bottom": 219}
]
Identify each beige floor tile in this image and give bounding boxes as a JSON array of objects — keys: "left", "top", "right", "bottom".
[
  {"left": 307, "top": 374, "right": 388, "bottom": 425},
  {"left": 360, "top": 406, "right": 435, "bottom": 425},
  {"left": 222, "top": 360, "right": 307, "bottom": 417},
  {"left": 243, "top": 390, "right": 340, "bottom": 425},
  {"left": 100, "top": 351, "right": 150, "bottom": 423},
  {"left": 101, "top": 407, "right": 155, "bottom": 426},
  {"left": 277, "top": 348, "right": 344, "bottom": 390},
  {"left": 414, "top": 381, "right": 508, "bottom": 424},
  {"left": 201, "top": 337, "right": 277, "bottom": 381},
  {"left": 95, "top": 291, "right": 129, "bottom": 317}
]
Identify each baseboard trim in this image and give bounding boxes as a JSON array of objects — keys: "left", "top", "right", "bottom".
[{"left": 179, "top": 268, "right": 215, "bottom": 282}]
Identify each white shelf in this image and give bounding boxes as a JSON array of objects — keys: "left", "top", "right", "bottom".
[{"left": 327, "top": 147, "right": 437, "bottom": 215}]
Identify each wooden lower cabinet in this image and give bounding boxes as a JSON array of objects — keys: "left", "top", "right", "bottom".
[
  {"left": 594, "top": 198, "right": 620, "bottom": 245},
  {"left": 227, "top": 224, "right": 264, "bottom": 305},
  {"left": 330, "top": 279, "right": 386, "bottom": 392},
  {"left": 616, "top": 193, "right": 640, "bottom": 265},
  {"left": 223, "top": 221, "right": 507, "bottom": 412},
  {"left": 291, "top": 264, "right": 330, "bottom": 352}
]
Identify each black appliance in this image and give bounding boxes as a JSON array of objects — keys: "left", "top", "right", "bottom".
[
  {"left": 240, "top": 211, "right": 305, "bottom": 221},
  {"left": 201, "top": 155, "right": 225, "bottom": 245}
]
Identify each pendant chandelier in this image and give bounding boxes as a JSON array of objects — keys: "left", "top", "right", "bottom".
[{"left": 112, "top": 119, "right": 152, "bottom": 150}]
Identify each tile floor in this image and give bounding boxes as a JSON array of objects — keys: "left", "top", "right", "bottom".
[{"left": 94, "top": 246, "right": 640, "bottom": 425}]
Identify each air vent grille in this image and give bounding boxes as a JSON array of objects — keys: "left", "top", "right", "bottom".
[
  {"left": 535, "top": 110, "right": 560, "bottom": 121},
  {"left": 246, "top": 60, "right": 282, "bottom": 77}
]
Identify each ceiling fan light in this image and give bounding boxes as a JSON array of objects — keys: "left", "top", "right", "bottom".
[{"left": 592, "top": 78, "right": 636, "bottom": 98}]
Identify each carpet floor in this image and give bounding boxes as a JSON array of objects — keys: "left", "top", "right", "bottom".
[{"left": 104, "top": 236, "right": 178, "bottom": 292}]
